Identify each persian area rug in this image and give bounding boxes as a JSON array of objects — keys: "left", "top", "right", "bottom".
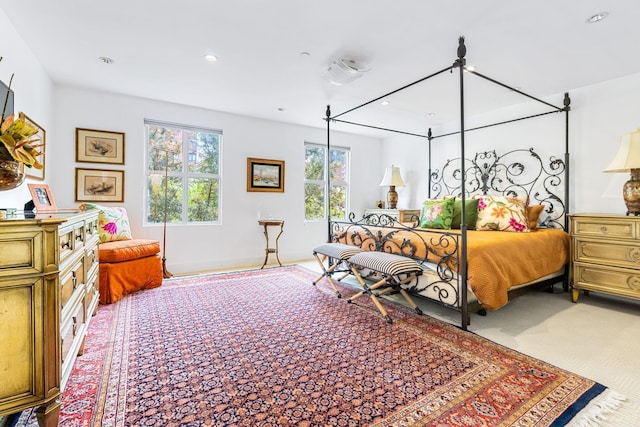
[{"left": 17, "top": 265, "right": 623, "bottom": 426}]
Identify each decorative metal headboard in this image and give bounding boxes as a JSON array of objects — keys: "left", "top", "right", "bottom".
[{"left": 429, "top": 148, "right": 566, "bottom": 230}]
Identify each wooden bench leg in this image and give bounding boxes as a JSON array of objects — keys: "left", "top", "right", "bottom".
[{"left": 312, "top": 253, "right": 342, "bottom": 298}]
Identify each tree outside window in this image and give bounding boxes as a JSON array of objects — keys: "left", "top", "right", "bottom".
[
  {"left": 304, "top": 143, "right": 349, "bottom": 221},
  {"left": 145, "top": 120, "right": 221, "bottom": 224}
]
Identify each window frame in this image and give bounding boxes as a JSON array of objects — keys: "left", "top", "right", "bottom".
[
  {"left": 144, "top": 119, "right": 223, "bottom": 226},
  {"left": 304, "top": 142, "right": 350, "bottom": 222}
]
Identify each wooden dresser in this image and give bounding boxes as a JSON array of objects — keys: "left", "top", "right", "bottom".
[
  {"left": 570, "top": 213, "right": 640, "bottom": 303},
  {"left": 364, "top": 208, "right": 421, "bottom": 223},
  {"left": 0, "top": 209, "right": 99, "bottom": 426}
]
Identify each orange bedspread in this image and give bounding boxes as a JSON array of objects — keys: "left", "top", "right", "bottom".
[
  {"left": 335, "top": 226, "right": 570, "bottom": 310},
  {"left": 463, "top": 228, "right": 569, "bottom": 309}
]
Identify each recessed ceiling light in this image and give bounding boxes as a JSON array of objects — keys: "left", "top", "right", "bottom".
[
  {"left": 98, "top": 56, "right": 113, "bottom": 64},
  {"left": 464, "top": 65, "right": 475, "bottom": 72},
  {"left": 586, "top": 12, "right": 609, "bottom": 23},
  {"left": 300, "top": 52, "right": 311, "bottom": 57},
  {"left": 278, "top": 107, "right": 285, "bottom": 112},
  {"left": 426, "top": 113, "right": 435, "bottom": 117},
  {"left": 381, "top": 100, "right": 390, "bottom": 106},
  {"left": 204, "top": 54, "right": 218, "bottom": 62}
]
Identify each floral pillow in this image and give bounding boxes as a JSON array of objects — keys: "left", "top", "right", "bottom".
[
  {"left": 84, "top": 203, "right": 133, "bottom": 242},
  {"left": 419, "top": 197, "right": 454, "bottom": 229},
  {"left": 473, "top": 195, "right": 529, "bottom": 232}
]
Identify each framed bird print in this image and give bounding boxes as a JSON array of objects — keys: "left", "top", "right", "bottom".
[{"left": 75, "top": 128, "right": 125, "bottom": 165}]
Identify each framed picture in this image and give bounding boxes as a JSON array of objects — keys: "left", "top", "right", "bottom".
[
  {"left": 75, "top": 168, "right": 125, "bottom": 202},
  {"left": 28, "top": 183, "right": 57, "bottom": 212},
  {"left": 76, "top": 128, "right": 125, "bottom": 165},
  {"left": 246, "top": 158, "right": 285, "bottom": 193},
  {"left": 24, "top": 115, "right": 45, "bottom": 180}
]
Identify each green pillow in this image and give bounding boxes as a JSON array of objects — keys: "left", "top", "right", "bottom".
[
  {"left": 451, "top": 198, "right": 479, "bottom": 230},
  {"left": 419, "top": 198, "right": 454, "bottom": 229}
]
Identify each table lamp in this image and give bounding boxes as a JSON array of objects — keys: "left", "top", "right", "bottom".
[
  {"left": 604, "top": 128, "right": 640, "bottom": 215},
  {"left": 379, "top": 165, "right": 405, "bottom": 209}
]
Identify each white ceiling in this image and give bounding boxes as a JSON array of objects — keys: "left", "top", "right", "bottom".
[{"left": 1, "top": 1, "right": 638, "bottom": 137}]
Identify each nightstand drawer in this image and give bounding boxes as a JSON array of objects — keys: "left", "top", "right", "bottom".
[
  {"left": 573, "top": 238, "right": 640, "bottom": 270},
  {"left": 571, "top": 216, "right": 637, "bottom": 240},
  {"left": 573, "top": 262, "right": 640, "bottom": 299}
]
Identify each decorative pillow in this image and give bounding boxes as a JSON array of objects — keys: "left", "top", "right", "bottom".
[
  {"left": 526, "top": 204, "right": 545, "bottom": 230},
  {"left": 474, "top": 195, "right": 529, "bottom": 232},
  {"left": 451, "top": 198, "right": 479, "bottom": 230},
  {"left": 84, "top": 203, "right": 133, "bottom": 243},
  {"left": 419, "top": 198, "right": 454, "bottom": 229}
]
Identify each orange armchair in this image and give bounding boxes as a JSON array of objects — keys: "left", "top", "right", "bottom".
[{"left": 99, "top": 239, "right": 163, "bottom": 304}]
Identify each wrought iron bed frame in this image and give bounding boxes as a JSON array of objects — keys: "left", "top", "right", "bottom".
[{"left": 324, "top": 37, "right": 571, "bottom": 329}]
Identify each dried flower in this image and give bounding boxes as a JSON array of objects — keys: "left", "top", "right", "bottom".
[{"left": 0, "top": 56, "right": 43, "bottom": 168}]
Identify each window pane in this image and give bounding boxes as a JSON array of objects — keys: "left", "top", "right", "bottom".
[
  {"left": 305, "top": 146, "right": 324, "bottom": 180},
  {"left": 330, "top": 184, "right": 347, "bottom": 219},
  {"left": 305, "top": 183, "right": 325, "bottom": 220},
  {"left": 187, "top": 177, "right": 219, "bottom": 222},
  {"left": 330, "top": 149, "right": 347, "bottom": 182},
  {"left": 147, "top": 176, "right": 183, "bottom": 223},
  {"left": 188, "top": 132, "right": 220, "bottom": 174},
  {"left": 148, "top": 126, "right": 183, "bottom": 172}
]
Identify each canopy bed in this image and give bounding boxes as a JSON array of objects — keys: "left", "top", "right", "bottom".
[{"left": 323, "top": 37, "right": 571, "bottom": 329}]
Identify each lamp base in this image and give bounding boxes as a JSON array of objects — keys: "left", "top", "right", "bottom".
[
  {"left": 387, "top": 186, "right": 398, "bottom": 210},
  {"left": 624, "top": 169, "right": 640, "bottom": 216}
]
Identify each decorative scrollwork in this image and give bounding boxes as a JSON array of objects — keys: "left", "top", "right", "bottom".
[{"left": 430, "top": 148, "right": 566, "bottom": 230}]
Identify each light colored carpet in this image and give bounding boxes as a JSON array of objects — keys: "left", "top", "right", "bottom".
[{"left": 300, "top": 260, "right": 640, "bottom": 426}]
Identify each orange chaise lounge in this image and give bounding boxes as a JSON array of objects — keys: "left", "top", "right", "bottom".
[{"left": 84, "top": 204, "right": 163, "bottom": 304}]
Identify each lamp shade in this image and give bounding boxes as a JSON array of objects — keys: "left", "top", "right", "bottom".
[
  {"left": 379, "top": 165, "right": 405, "bottom": 187},
  {"left": 604, "top": 128, "right": 640, "bottom": 172}
]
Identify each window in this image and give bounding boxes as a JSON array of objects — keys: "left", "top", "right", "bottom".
[
  {"left": 145, "top": 120, "right": 221, "bottom": 224},
  {"left": 304, "top": 143, "right": 350, "bottom": 220}
]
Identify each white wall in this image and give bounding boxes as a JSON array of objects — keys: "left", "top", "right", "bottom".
[
  {"left": 0, "top": 9, "right": 54, "bottom": 208},
  {"left": 50, "top": 86, "right": 382, "bottom": 274},
  {"left": 380, "top": 72, "right": 640, "bottom": 217}
]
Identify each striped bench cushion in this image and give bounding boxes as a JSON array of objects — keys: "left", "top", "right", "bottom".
[
  {"left": 348, "top": 251, "right": 422, "bottom": 276},
  {"left": 313, "top": 243, "right": 362, "bottom": 260}
]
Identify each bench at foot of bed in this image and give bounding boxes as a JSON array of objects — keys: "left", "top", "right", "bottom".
[
  {"left": 312, "top": 243, "right": 362, "bottom": 298},
  {"left": 346, "top": 251, "right": 424, "bottom": 324}
]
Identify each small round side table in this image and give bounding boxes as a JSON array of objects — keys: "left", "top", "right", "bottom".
[{"left": 258, "top": 219, "right": 284, "bottom": 269}]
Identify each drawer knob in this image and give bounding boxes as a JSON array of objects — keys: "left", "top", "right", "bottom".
[
  {"left": 629, "top": 247, "right": 640, "bottom": 263},
  {"left": 600, "top": 226, "right": 607, "bottom": 233},
  {"left": 629, "top": 276, "right": 640, "bottom": 291}
]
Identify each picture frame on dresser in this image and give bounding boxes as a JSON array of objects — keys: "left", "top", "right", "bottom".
[
  {"left": 75, "top": 168, "right": 125, "bottom": 202},
  {"left": 27, "top": 183, "right": 57, "bottom": 212},
  {"left": 75, "top": 128, "right": 125, "bottom": 165}
]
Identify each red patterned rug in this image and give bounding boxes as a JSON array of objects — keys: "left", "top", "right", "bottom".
[{"left": 17, "top": 265, "right": 622, "bottom": 426}]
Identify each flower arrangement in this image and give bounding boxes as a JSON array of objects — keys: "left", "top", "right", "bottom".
[{"left": 0, "top": 56, "right": 43, "bottom": 170}]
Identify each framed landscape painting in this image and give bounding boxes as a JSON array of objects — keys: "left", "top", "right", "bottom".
[
  {"left": 75, "top": 168, "right": 125, "bottom": 202},
  {"left": 246, "top": 158, "right": 285, "bottom": 193},
  {"left": 76, "top": 128, "right": 125, "bottom": 165}
]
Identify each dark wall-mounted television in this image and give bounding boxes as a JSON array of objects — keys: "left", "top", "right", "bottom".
[{"left": 0, "top": 80, "right": 15, "bottom": 119}]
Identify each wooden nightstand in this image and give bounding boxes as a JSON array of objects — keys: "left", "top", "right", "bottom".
[
  {"left": 364, "top": 208, "right": 421, "bottom": 223},
  {"left": 570, "top": 213, "right": 640, "bottom": 303}
]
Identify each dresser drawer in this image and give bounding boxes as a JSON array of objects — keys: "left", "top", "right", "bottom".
[
  {"left": 0, "top": 231, "right": 43, "bottom": 277},
  {"left": 573, "top": 238, "right": 640, "bottom": 270},
  {"left": 60, "top": 260, "right": 85, "bottom": 310},
  {"left": 573, "top": 262, "right": 640, "bottom": 300},
  {"left": 60, "top": 303, "right": 83, "bottom": 365},
  {"left": 571, "top": 216, "right": 637, "bottom": 240}
]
